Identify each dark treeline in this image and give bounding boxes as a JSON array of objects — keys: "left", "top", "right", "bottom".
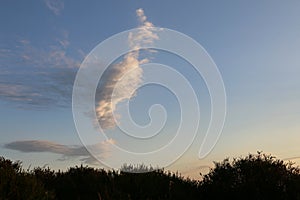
[{"left": 1, "top": 152, "right": 300, "bottom": 200}]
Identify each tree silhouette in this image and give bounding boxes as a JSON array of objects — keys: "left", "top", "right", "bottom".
[
  {"left": 200, "top": 152, "right": 300, "bottom": 199},
  {"left": 1, "top": 152, "right": 300, "bottom": 199}
]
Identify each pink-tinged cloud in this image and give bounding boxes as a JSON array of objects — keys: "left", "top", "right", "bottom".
[{"left": 95, "top": 8, "right": 158, "bottom": 129}]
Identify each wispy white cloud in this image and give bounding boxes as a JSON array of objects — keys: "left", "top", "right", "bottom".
[
  {"left": 44, "top": 0, "right": 64, "bottom": 16},
  {"left": 96, "top": 8, "right": 158, "bottom": 129},
  {"left": 0, "top": 31, "right": 82, "bottom": 108},
  {"left": 4, "top": 139, "right": 115, "bottom": 165},
  {"left": 17, "top": 32, "right": 78, "bottom": 69}
]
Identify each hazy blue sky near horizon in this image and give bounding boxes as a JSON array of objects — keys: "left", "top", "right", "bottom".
[{"left": 1, "top": 0, "right": 300, "bottom": 179}]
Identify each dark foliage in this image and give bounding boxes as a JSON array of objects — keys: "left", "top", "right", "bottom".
[
  {"left": 200, "top": 152, "right": 300, "bottom": 200},
  {"left": 0, "top": 157, "right": 54, "bottom": 200},
  {"left": 1, "top": 152, "right": 300, "bottom": 200}
]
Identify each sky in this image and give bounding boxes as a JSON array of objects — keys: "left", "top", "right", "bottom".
[{"left": 1, "top": 0, "right": 300, "bottom": 179}]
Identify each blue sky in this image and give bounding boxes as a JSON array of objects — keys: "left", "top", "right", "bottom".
[{"left": 1, "top": 0, "right": 300, "bottom": 179}]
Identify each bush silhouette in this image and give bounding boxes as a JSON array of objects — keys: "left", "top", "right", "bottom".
[
  {"left": 0, "top": 157, "right": 55, "bottom": 200},
  {"left": 1, "top": 152, "right": 300, "bottom": 199},
  {"left": 200, "top": 152, "right": 300, "bottom": 199}
]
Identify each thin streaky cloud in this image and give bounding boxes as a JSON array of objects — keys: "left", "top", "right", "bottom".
[
  {"left": 44, "top": 0, "right": 64, "bottom": 16},
  {"left": 0, "top": 83, "right": 40, "bottom": 104},
  {"left": 0, "top": 34, "right": 82, "bottom": 108},
  {"left": 4, "top": 139, "right": 115, "bottom": 165},
  {"left": 283, "top": 156, "right": 300, "bottom": 162}
]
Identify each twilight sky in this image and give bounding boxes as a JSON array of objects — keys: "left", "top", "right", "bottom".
[{"left": 1, "top": 0, "right": 300, "bottom": 179}]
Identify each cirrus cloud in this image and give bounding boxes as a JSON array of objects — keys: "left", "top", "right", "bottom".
[
  {"left": 0, "top": 31, "right": 82, "bottom": 109},
  {"left": 44, "top": 0, "right": 64, "bottom": 16}
]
